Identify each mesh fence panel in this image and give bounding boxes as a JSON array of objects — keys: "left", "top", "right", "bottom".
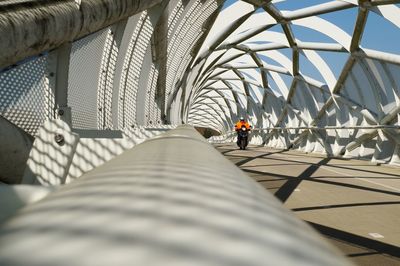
[
  {"left": 145, "top": 64, "right": 161, "bottom": 126},
  {"left": 98, "top": 27, "right": 119, "bottom": 129},
  {"left": 68, "top": 28, "right": 109, "bottom": 129},
  {"left": 167, "top": 0, "right": 184, "bottom": 38},
  {"left": 166, "top": 0, "right": 219, "bottom": 105},
  {"left": 119, "top": 11, "right": 154, "bottom": 128},
  {"left": 0, "top": 56, "right": 51, "bottom": 136}
]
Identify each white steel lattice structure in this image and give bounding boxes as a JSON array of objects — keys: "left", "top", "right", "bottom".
[
  {"left": 0, "top": 0, "right": 399, "bottom": 179},
  {"left": 181, "top": 0, "right": 400, "bottom": 165},
  {"left": 0, "top": 1, "right": 399, "bottom": 265},
  {"left": 0, "top": 0, "right": 399, "bottom": 181}
]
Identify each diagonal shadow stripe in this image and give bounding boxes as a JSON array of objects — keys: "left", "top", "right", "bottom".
[
  {"left": 309, "top": 178, "right": 400, "bottom": 197},
  {"left": 292, "top": 201, "right": 400, "bottom": 212},
  {"left": 235, "top": 149, "right": 289, "bottom": 167},
  {"left": 323, "top": 164, "right": 400, "bottom": 178},
  {"left": 221, "top": 149, "right": 237, "bottom": 155},
  {"left": 242, "top": 168, "right": 293, "bottom": 180},
  {"left": 308, "top": 221, "right": 400, "bottom": 259},
  {"left": 347, "top": 251, "right": 379, "bottom": 257},
  {"left": 274, "top": 158, "right": 331, "bottom": 203}
]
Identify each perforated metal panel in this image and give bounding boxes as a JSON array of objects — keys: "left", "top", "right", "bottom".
[
  {"left": 68, "top": 28, "right": 109, "bottom": 129},
  {"left": 166, "top": 0, "right": 219, "bottom": 105},
  {"left": 166, "top": 0, "right": 202, "bottom": 95},
  {"left": 167, "top": 0, "right": 184, "bottom": 38},
  {"left": 98, "top": 26, "right": 119, "bottom": 129},
  {"left": 144, "top": 64, "right": 161, "bottom": 126},
  {"left": 0, "top": 56, "right": 51, "bottom": 135},
  {"left": 119, "top": 11, "right": 154, "bottom": 128}
]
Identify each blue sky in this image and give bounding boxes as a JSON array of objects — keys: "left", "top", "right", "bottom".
[{"left": 221, "top": 0, "right": 400, "bottom": 82}]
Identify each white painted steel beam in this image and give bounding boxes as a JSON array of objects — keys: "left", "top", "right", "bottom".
[
  {"left": 281, "top": 1, "right": 356, "bottom": 21},
  {"left": 0, "top": 126, "right": 353, "bottom": 266},
  {"left": 0, "top": 0, "right": 164, "bottom": 68}
]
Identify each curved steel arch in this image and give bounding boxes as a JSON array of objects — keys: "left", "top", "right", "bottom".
[
  {"left": 1, "top": 0, "right": 400, "bottom": 169},
  {"left": 179, "top": 0, "right": 400, "bottom": 165}
]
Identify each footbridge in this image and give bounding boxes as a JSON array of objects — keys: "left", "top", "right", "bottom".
[{"left": 0, "top": 0, "right": 399, "bottom": 265}]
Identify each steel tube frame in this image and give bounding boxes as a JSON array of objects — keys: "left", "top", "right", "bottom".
[
  {"left": 0, "top": 0, "right": 163, "bottom": 68},
  {"left": 0, "top": 125, "right": 352, "bottom": 266}
]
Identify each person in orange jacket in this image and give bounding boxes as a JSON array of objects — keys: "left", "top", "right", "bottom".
[
  {"left": 234, "top": 117, "right": 251, "bottom": 132},
  {"left": 234, "top": 117, "right": 251, "bottom": 149}
]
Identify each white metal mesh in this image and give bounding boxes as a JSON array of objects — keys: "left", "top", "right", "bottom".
[
  {"left": 68, "top": 28, "right": 109, "bottom": 129},
  {"left": 144, "top": 64, "right": 161, "bottom": 126},
  {"left": 167, "top": 0, "right": 184, "bottom": 38},
  {"left": 0, "top": 56, "right": 51, "bottom": 136},
  {"left": 119, "top": 11, "right": 154, "bottom": 128},
  {"left": 166, "top": 0, "right": 201, "bottom": 94},
  {"left": 166, "top": 0, "right": 219, "bottom": 104},
  {"left": 98, "top": 26, "right": 119, "bottom": 129}
]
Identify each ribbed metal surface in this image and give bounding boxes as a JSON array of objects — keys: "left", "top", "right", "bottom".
[{"left": 167, "top": 0, "right": 184, "bottom": 38}]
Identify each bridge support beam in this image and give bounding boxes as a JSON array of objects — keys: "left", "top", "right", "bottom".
[
  {"left": 0, "top": 125, "right": 351, "bottom": 266},
  {"left": 0, "top": 0, "right": 164, "bottom": 68},
  {"left": 0, "top": 116, "right": 33, "bottom": 184}
]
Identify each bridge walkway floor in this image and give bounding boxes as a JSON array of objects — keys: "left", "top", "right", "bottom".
[{"left": 214, "top": 143, "right": 400, "bottom": 266}]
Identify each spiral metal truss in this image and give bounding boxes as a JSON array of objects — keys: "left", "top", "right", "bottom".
[
  {"left": 178, "top": 0, "right": 400, "bottom": 163},
  {"left": 0, "top": 0, "right": 399, "bottom": 165}
]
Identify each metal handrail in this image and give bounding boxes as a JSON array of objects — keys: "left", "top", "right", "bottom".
[{"left": 0, "top": 125, "right": 353, "bottom": 266}]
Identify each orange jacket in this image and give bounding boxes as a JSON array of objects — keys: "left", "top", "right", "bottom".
[{"left": 235, "top": 121, "right": 251, "bottom": 131}]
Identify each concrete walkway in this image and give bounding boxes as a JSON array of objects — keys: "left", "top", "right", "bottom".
[{"left": 214, "top": 143, "right": 400, "bottom": 266}]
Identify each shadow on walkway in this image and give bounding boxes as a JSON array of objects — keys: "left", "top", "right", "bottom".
[
  {"left": 274, "top": 157, "right": 331, "bottom": 203},
  {"left": 215, "top": 144, "right": 400, "bottom": 265},
  {"left": 309, "top": 222, "right": 400, "bottom": 262}
]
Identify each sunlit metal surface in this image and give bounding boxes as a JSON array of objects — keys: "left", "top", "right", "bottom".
[{"left": 0, "top": 126, "right": 352, "bottom": 266}]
